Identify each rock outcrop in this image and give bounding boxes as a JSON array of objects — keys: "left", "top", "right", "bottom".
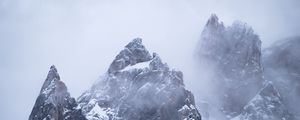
[
  {"left": 29, "top": 65, "right": 86, "bottom": 120},
  {"left": 196, "top": 14, "right": 264, "bottom": 117},
  {"left": 232, "top": 83, "right": 293, "bottom": 120},
  {"left": 263, "top": 37, "right": 300, "bottom": 119},
  {"left": 78, "top": 38, "right": 201, "bottom": 120}
]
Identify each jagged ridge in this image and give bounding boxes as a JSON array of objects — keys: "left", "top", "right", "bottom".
[
  {"left": 196, "top": 14, "right": 264, "bottom": 117},
  {"left": 78, "top": 38, "right": 201, "bottom": 120},
  {"left": 29, "top": 65, "right": 86, "bottom": 120},
  {"left": 233, "top": 82, "right": 293, "bottom": 120}
]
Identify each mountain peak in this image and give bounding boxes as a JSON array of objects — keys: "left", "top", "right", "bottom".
[
  {"left": 205, "top": 13, "right": 224, "bottom": 30},
  {"left": 197, "top": 14, "right": 263, "bottom": 116},
  {"left": 39, "top": 66, "right": 69, "bottom": 102},
  {"left": 125, "top": 37, "right": 143, "bottom": 48},
  {"left": 50, "top": 65, "right": 57, "bottom": 71},
  {"left": 30, "top": 66, "right": 86, "bottom": 120},
  {"left": 40, "top": 65, "right": 60, "bottom": 94},
  {"left": 207, "top": 14, "right": 218, "bottom": 24},
  {"left": 78, "top": 38, "right": 201, "bottom": 120},
  {"left": 47, "top": 65, "right": 59, "bottom": 80},
  {"left": 233, "top": 82, "right": 293, "bottom": 120},
  {"left": 108, "top": 38, "right": 152, "bottom": 73}
]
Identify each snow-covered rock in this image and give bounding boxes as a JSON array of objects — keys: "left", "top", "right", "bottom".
[
  {"left": 78, "top": 38, "right": 201, "bottom": 120},
  {"left": 108, "top": 38, "right": 152, "bottom": 73},
  {"left": 85, "top": 99, "right": 109, "bottom": 120},
  {"left": 232, "top": 83, "right": 293, "bottom": 120},
  {"left": 196, "top": 14, "right": 264, "bottom": 117},
  {"left": 29, "top": 65, "right": 86, "bottom": 120},
  {"left": 263, "top": 37, "right": 300, "bottom": 118}
]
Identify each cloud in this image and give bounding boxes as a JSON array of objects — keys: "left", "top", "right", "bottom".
[{"left": 0, "top": 0, "right": 299, "bottom": 119}]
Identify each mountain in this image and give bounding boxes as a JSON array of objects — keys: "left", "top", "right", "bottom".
[
  {"left": 263, "top": 37, "right": 300, "bottom": 118},
  {"left": 195, "top": 14, "right": 264, "bottom": 117},
  {"left": 29, "top": 65, "right": 86, "bottom": 120},
  {"left": 232, "top": 82, "right": 293, "bottom": 120},
  {"left": 77, "top": 38, "right": 201, "bottom": 120}
]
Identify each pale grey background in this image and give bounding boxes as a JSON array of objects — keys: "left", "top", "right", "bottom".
[{"left": 0, "top": 0, "right": 299, "bottom": 119}]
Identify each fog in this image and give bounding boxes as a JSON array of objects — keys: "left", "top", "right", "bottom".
[{"left": 0, "top": 0, "right": 300, "bottom": 119}]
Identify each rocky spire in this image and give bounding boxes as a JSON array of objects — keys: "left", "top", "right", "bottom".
[
  {"left": 40, "top": 65, "right": 60, "bottom": 94},
  {"left": 78, "top": 38, "right": 201, "bottom": 120},
  {"left": 196, "top": 14, "right": 264, "bottom": 117},
  {"left": 108, "top": 38, "right": 152, "bottom": 73},
  {"left": 29, "top": 66, "right": 86, "bottom": 120},
  {"left": 205, "top": 14, "right": 224, "bottom": 29}
]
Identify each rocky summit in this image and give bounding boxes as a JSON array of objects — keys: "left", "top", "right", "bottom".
[
  {"left": 196, "top": 14, "right": 264, "bottom": 117},
  {"left": 29, "top": 65, "right": 86, "bottom": 120},
  {"left": 30, "top": 38, "right": 201, "bottom": 120},
  {"left": 77, "top": 38, "right": 201, "bottom": 120},
  {"left": 232, "top": 82, "right": 293, "bottom": 120}
]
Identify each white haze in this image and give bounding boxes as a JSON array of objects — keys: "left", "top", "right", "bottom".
[{"left": 0, "top": 0, "right": 299, "bottom": 119}]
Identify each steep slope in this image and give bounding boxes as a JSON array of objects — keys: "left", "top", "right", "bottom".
[
  {"left": 29, "top": 65, "right": 86, "bottom": 120},
  {"left": 232, "top": 83, "right": 293, "bottom": 120},
  {"left": 263, "top": 37, "right": 300, "bottom": 118},
  {"left": 195, "top": 14, "right": 264, "bottom": 117},
  {"left": 78, "top": 38, "right": 201, "bottom": 120}
]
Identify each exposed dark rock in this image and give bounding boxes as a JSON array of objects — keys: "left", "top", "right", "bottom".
[
  {"left": 29, "top": 65, "right": 86, "bottom": 120},
  {"left": 196, "top": 14, "right": 264, "bottom": 117},
  {"left": 233, "top": 83, "right": 294, "bottom": 120},
  {"left": 78, "top": 38, "right": 201, "bottom": 120}
]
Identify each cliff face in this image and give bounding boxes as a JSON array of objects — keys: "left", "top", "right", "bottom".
[
  {"left": 263, "top": 37, "right": 300, "bottom": 118},
  {"left": 196, "top": 14, "right": 264, "bottom": 117},
  {"left": 232, "top": 83, "right": 293, "bottom": 120},
  {"left": 77, "top": 38, "right": 201, "bottom": 120},
  {"left": 29, "top": 65, "right": 86, "bottom": 120}
]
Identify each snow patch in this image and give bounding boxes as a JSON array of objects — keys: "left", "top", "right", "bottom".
[
  {"left": 121, "top": 60, "right": 152, "bottom": 71},
  {"left": 86, "top": 103, "right": 109, "bottom": 120}
]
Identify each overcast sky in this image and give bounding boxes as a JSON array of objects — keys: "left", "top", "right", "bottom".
[{"left": 0, "top": 0, "right": 300, "bottom": 119}]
